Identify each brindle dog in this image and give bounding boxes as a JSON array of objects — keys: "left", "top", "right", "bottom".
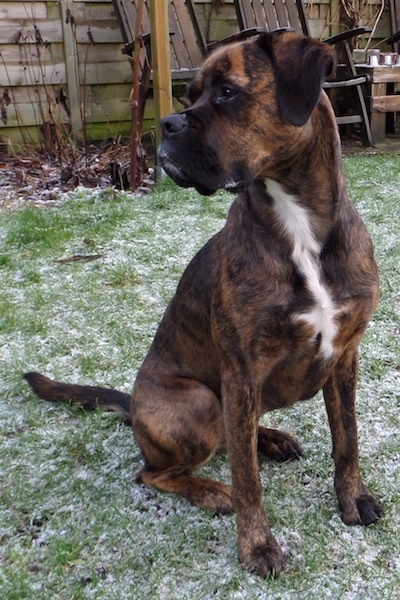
[{"left": 24, "top": 31, "right": 383, "bottom": 577}]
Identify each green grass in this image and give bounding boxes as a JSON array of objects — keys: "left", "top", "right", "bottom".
[{"left": 0, "top": 155, "right": 399, "bottom": 599}]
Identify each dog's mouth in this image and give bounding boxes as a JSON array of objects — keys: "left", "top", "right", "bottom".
[
  {"left": 159, "top": 153, "right": 217, "bottom": 196},
  {"left": 159, "top": 152, "right": 249, "bottom": 197}
]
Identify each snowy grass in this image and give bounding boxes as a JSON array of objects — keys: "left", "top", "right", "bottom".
[{"left": 0, "top": 154, "right": 399, "bottom": 600}]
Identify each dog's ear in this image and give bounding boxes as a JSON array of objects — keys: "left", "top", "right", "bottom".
[{"left": 259, "top": 32, "right": 336, "bottom": 127}]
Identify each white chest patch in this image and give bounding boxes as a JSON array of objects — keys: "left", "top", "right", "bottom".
[{"left": 265, "top": 179, "right": 338, "bottom": 360}]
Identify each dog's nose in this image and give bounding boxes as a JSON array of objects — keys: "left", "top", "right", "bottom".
[{"left": 161, "top": 113, "right": 187, "bottom": 138}]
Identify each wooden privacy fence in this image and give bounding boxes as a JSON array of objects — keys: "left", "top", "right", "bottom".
[
  {"left": 0, "top": 0, "right": 394, "bottom": 150},
  {"left": 0, "top": 0, "right": 133, "bottom": 149}
]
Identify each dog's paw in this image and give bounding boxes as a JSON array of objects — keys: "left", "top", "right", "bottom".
[
  {"left": 340, "top": 491, "right": 383, "bottom": 526},
  {"left": 356, "top": 493, "right": 383, "bottom": 525},
  {"left": 258, "top": 427, "right": 303, "bottom": 462},
  {"left": 237, "top": 507, "right": 284, "bottom": 577},
  {"left": 239, "top": 534, "right": 283, "bottom": 578},
  {"left": 208, "top": 487, "right": 234, "bottom": 516}
]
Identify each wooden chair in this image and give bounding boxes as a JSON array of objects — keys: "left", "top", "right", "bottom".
[
  {"left": 386, "top": 0, "right": 400, "bottom": 52},
  {"left": 383, "top": 0, "right": 400, "bottom": 135},
  {"left": 234, "top": 0, "right": 373, "bottom": 145},
  {"left": 111, "top": 0, "right": 207, "bottom": 121}
]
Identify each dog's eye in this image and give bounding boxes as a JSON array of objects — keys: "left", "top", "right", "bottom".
[{"left": 217, "top": 86, "right": 238, "bottom": 104}]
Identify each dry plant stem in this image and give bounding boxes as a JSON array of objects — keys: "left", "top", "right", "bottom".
[{"left": 130, "top": 0, "right": 145, "bottom": 191}]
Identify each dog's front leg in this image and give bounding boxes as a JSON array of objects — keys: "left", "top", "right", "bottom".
[
  {"left": 222, "top": 372, "right": 283, "bottom": 578},
  {"left": 323, "top": 348, "right": 383, "bottom": 526}
]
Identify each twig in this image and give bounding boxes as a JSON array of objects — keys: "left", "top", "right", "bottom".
[{"left": 54, "top": 254, "right": 102, "bottom": 264}]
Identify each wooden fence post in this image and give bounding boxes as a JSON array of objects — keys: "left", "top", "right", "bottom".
[{"left": 149, "top": 0, "right": 173, "bottom": 157}]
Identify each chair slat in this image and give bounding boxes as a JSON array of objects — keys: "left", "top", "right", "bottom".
[{"left": 274, "top": 0, "right": 290, "bottom": 29}]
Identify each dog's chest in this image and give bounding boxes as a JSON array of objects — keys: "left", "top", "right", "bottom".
[{"left": 266, "top": 180, "right": 338, "bottom": 361}]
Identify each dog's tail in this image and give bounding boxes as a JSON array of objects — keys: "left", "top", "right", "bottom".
[{"left": 23, "top": 372, "right": 132, "bottom": 425}]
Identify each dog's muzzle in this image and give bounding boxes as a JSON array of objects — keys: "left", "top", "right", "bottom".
[
  {"left": 159, "top": 112, "right": 234, "bottom": 196},
  {"left": 159, "top": 112, "right": 249, "bottom": 196},
  {"left": 159, "top": 113, "right": 214, "bottom": 195}
]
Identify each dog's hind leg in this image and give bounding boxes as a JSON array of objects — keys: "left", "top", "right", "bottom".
[
  {"left": 257, "top": 426, "right": 303, "bottom": 462},
  {"left": 132, "top": 375, "right": 232, "bottom": 514},
  {"left": 137, "top": 471, "right": 232, "bottom": 515}
]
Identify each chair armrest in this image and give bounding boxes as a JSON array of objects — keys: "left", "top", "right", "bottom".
[
  {"left": 121, "top": 32, "right": 157, "bottom": 56},
  {"left": 323, "top": 75, "right": 369, "bottom": 89},
  {"left": 386, "top": 31, "right": 400, "bottom": 45},
  {"left": 324, "top": 27, "right": 372, "bottom": 46}
]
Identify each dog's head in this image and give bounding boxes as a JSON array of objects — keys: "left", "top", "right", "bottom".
[{"left": 158, "top": 30, "right": 336, "bottom": 195}]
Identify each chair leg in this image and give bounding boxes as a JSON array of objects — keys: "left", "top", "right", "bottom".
[
  {"left": 355, "top": 83, "right": 373, "bottom": 146},
  {"left": 342, "top": 42, "right": 372, "bottom": 147}
]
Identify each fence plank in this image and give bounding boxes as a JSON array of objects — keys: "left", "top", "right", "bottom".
[
  {"left": 0, "top": 2, "right": 48, "bottom": 20},
  {"left": 0, "top": 62, "right": 67, "bottom": 86}
]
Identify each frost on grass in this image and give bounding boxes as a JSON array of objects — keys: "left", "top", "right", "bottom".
[{"left": 1, "top": 159, "right": 400, "bottom": 599}]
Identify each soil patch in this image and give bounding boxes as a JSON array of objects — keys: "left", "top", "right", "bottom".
[{"left": 0, "top": 142, "right": 153, "bottom": 211}]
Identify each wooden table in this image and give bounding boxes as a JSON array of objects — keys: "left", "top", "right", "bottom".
[{"left": 356, "top": 64, "right": 400, "bottom": 144}]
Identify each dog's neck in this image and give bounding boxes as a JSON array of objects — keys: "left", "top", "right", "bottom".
[
  {"left": 263, "top": 94, "right": 343, "bottom": 186},
  {"left": 256, "top": 95, "right": 346, "bottom": 245}
]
